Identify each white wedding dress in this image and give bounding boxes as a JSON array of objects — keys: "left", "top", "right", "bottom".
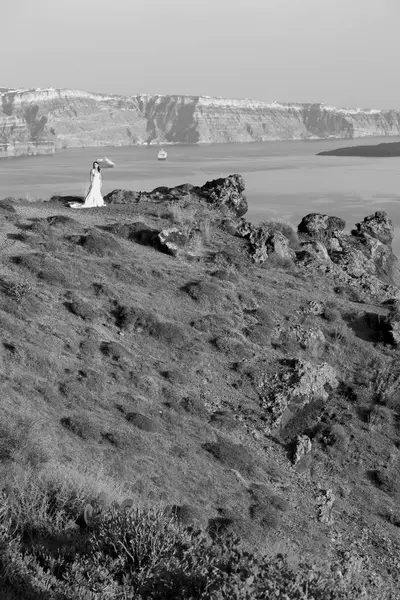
[{"left": 70, "top": 169, "right": 105, "bottom": 209}]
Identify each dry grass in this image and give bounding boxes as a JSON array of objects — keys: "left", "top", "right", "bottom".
[
  {"left": 0, "top": 193, "right": 398, "bottom": 595},
  {"left": 259, "top": 217, "right": 301, "bottom": 250}
]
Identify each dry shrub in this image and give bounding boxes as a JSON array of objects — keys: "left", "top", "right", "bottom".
[
  {"left": 334, "top": 285, "right": 364, "bottom": 303},
  {"left": 0, "top": 416, "right": 49, "bottom": 469},
  {"left": 191, "top": 313, "right": 234, "bottom": 335},
  {"left": 264, "top": 255, "right": 295, "bottom": 271},
  {"left": 12, "top": 253, "right": 71, "bottom": 287},
  {"left": 180, "top": 393, "right": 208, "bottom": 418},
  {"left": 209, "top": 411, "right": 237, "bottom": 431},
  {"left": 165, "top": 504, "right": 204, "bottom": 526},
  {"left": 203, "top": 437, "right": 255, "bottom": 476},
  {"left": 200, "top": 218, "right": 212, "bottom": 242},
  {"left": 183, "top": 280, "right": 227, "bottom": 309},
  {"left": 46, "top": 215, "right": 82, "bottom": 231},
  {"left": 66, "top": 297, "right": 96, "bottom": 321},
  {"left": 212, "top": 335, "right": 253, "bottom": 359},
  {"left": 249, "top": 503, "right": 281, "bottom": 529},
  {"left": 126, "top": 412, "right": 160, "bottom": 433},
  {"left": 244, "top": 307, "right": 274, "bottom": 346},
  {"left": 323, "top": 302, "right": 342, "bottom": 322},
  {"left": 167, "top": 205, "right": 197, "bottom": 235},
  {"left": 248, "top": 484, "right": 290, "bottom": 513},
  {"left": 78, "top": 229, "right": 122, "bottom": 256},
  {"left": 100, "top": 342, "right": 132, "bottom": 368},
  {"left": 60, "top": 414, "right": 101, "bottom": 441},
  {"left": 371, "top": 468, "right": 400, "bottom": 499},
  {"left": 367, "top": 404, "right": 393, "bottom": 428},
  {"left": 116, "top": 304, "right": 187, "bottom": 346},
  {"left": 317, "top": 422, "right": 349, "bottom": 451},
  {"left": 259, "top": 218, "right": 300, "bottom": 251},
  {"left": 210, "top": 267, "right": 238, "bottom": 283}
]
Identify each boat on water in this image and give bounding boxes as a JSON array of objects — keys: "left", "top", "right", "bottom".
[
  {"left": 97, "top": 156, "right": 115, "bottom": 168},
  {"left": 157, "top": 148, "right": 168, "bottom": 161}
]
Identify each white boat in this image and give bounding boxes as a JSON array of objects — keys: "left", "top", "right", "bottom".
[
  {"left": 157, "top": 148, "right": 168, "bottom": 161},
  {"left": 97, "top": 156, "right": 115, "bottom": 168}
]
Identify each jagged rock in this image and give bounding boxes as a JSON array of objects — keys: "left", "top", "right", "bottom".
[
  {"left": 287, "top": 325, "right": 326, "bottom": 350},
  {"left": 298, "top": 213, "right": 346, "bottom": 239},
  {"left": 300, "top": 301, "right": 325, "bottom": 315},
  {"left": 292, "top": 435, "right": 312, "bottom": 465},
  {"left": 237, "top": 221, "right": 295, "bottom": 264},
  {"left": 316, "top": 488, "right": 335, "bottom": 524},
  {"left": 297, "top": 240, "right": 331, "bottom": 262},
  {"left": 296, "top": 210, "right": 400, "bottom": 303},
  {"left": 157, "top": 228, "right": 188, "bottom": 257},
  {"left": 200, "top": 174, "right": 248, "bottom": 217},
  {"left": 104, "top": 189, "right": 141, "bottom": 204},
  {"left": 266, "top": 231, "right": 295, "bottom": 260},
  {"left": 261, "top": 359, "right": 338, "bottom": 430},
  {"left": 352, "top": 211, "right": 394, "bottom": 245},
  {"left": 327, "top": 235, "right": 342, "bottom": 252}
]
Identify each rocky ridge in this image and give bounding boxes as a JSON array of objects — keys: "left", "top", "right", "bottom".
[{"left": 2, "top": 87, "right": 400, "bottom": 156}]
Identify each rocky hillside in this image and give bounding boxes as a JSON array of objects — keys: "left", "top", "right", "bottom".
[
  {"left": 2, "top": 87, "right": 400, "bottom": 157},
  {"left": 1, "top": 176, "right": 400, "bottom": 598}
]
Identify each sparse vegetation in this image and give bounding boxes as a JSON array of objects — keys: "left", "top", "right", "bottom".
[
  {"left": 0, "top": 185, "right": 399, "bottom": 597},
  {"left": 259, "top": 218, "right": 301, "bottom": 250}
]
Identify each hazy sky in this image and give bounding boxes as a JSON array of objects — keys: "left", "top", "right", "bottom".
[{"left": 3, "top": 0, "right": 400, "bottom": 108}]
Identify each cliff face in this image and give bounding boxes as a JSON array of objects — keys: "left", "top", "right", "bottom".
[{"left": 2, "top": 87, "right": 400, "bottom": 157}]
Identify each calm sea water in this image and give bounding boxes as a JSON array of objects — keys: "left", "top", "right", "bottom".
[{"left": 1, "top": 136, "right": 400, "bottom": 253}]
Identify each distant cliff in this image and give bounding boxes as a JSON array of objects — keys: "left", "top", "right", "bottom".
[{"left": 2, "top": 87, "right": 400, "bottom": 157}]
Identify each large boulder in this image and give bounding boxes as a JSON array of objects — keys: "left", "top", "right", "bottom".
[
  {"left": 298, "top": 213, "right": 346, "bottom": 240},
  {"left": 297, "top": 240, "right": 331, "bottom": 263},
  {"left": 292, "top": 435, "right": 312, "bottom": 465},
  {"left": 352, "top": 211, "right": 394, "bottom": 245},
  {"left": 237, "top": 221, "right": 295, "bottom": 264},
  {"left": 104, "top": 189, "right": 140, "bottom": 204},
  {"left": 200, "top": 174, "right": 248, "bottom": 217},
  {"left": 316, "top": 488, "right": 335, "bottom": 525},
  {"left": 260, "top": 359, "right": 338, "bottom": 431},
  {"left": 296, "top": 210, "right": 400, "bottom": 303},
  {"left": 157, "top": 227, "right": 188, "bottom": 257}
]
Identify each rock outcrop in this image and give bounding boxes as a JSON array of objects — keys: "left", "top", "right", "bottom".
[
  {"left": 237, "top": 221, "right": 295, "bottom": 264},
  {"left": 260, "top": 359, "right": 338, "bottom": 431},
  {"left": 292, "top": 435, "right": 312, "bottom": 465},
  {"left": 298, "top": 213, "right": 346, "bottom": 240},
  {"left": 316, "top": 489, "right": 335, "bottom": 525},
  {"left": 200, "top": 174, "right": 248, "bottom": 217},
  {"left": 3, "top": 87, "right": 400, "bottom": 157},
  {"left": 296, "top": 211, "right": 399, "bottom": 303},
  {"left": 105, "top": 175, "right": 248, "bottom": 218}
]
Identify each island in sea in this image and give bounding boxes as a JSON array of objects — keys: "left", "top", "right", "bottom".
[{"left": 317, "top": 141, "right": 400, "bottom": 157}]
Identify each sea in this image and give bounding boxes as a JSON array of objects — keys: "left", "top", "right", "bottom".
[{"left": 1, "top": 136, "right": 400, "bottom": 254}]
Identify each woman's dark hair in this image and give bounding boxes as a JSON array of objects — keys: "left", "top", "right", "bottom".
[{"left": 93, "top": 161, "right": 101, "bottom": 172}]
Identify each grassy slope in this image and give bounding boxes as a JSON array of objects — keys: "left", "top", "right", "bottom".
[{"left": 1, "top": 195, "right": 400, "bottom": 597}]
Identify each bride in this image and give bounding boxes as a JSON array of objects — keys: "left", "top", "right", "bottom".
[{"left": 70, "top": 162, "right": 105, "bottom": 209}]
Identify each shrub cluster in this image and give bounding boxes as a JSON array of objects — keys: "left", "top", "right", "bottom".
[{"left": 0, "top": 477, "right": 388, "bottom": 600}]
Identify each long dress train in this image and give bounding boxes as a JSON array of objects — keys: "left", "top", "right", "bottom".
[{"left": 70, "top": 169, "right": 105, "bottom": 209}]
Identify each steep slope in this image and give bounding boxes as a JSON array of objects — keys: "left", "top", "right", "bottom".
[
  {"left": 2, "top": 87, "right": 400, "bottom": 157},
  {"left": 1, "top": 177, "right": 400, "bottom": 597}
]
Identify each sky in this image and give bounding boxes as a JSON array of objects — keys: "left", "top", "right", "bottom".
[{"left": 3, "top": 0, "right": 400, "bottom": 108}]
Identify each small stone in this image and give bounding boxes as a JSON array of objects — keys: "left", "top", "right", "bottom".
[{"left": 292, "top": 435, "right": 312, "bottom": 465}]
